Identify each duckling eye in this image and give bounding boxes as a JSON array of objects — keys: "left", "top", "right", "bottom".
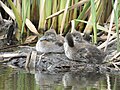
[
  {"left": 75, "top": 36, "right": 79, "bottom": 39},
  {"left": 45, "top": 33, "right": 50, "bottom": 36}
]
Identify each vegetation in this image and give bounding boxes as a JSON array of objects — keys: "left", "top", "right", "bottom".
[{"left": 0, "top": 0, "right": 120, "bottom": 60}]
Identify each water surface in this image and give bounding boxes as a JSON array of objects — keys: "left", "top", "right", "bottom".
[{"left": 0, "top": 64, "right": 120, "bottom": 90}]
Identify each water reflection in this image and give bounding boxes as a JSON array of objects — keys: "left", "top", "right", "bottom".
[
  {"left": 62, "top": 71, "right": 105, "bottom": 90},
  {"left": 34, "top": 70, "right": 120, "bottom": 90},
  {"left": 0, "top": 64, "right": 120, "bottom": 90},
  {"left": 34, "top": 71, "right": 105, "bottom": 90},
  {"left": 0, "top": 65, "right": 39, "bottom": 90},
  {"left": 35, "top": 71, "right": 63, "bottom": 90}
]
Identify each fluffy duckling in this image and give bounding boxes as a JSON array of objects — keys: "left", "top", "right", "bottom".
[
  {"left": 36, "top": 29, "right": 64, "bottom": 53},
  {"left": 64, "top": 30, "right": 106, "bottom": 64}
]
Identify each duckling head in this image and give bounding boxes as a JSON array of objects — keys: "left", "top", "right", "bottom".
[
  {"left": 40, "top": 29, "right": 57, "bottom": 42},
  {"left": 71, "top": 31, "right": 83, "bottom": 43}
]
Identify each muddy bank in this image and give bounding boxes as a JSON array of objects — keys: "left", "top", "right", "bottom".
[{"left": 0, "top": 45, "right": 119, "bottom": 75}]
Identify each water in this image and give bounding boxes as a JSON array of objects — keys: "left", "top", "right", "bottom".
[{"left": 0, "top": 64, "right": 120, "bottom": 90}]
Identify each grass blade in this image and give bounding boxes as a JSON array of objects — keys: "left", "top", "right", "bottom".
[
  {"left": 60, "top": 0, "right": 70, "bottom": 35},
  {"left": 38, "top": 0, "right": 45, "bottom": 31},
  {"left": 0, "top": 1, "right": 15, "bottom": 20},
  {"left": 104, "top": 0, "right": 118, "bottom": 51},
  {"left": 90, "top": 0, "right": 97, "bottom": 44},
  {"left": 7, "top": 0, "right": 22, "bottom": 30},
  {"left": 25, "top": 18, "right": 39, "bottom": 35}
]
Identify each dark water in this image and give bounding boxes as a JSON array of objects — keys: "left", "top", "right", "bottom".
[{"left": 0, "top": 64, "right": 120, "bottom": 90}]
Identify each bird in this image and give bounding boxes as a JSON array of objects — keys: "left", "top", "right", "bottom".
[
  {"left": 64, "top": 30, "right": 106, "bottom": 64},
  {"left": 36, "top": 29, "right": 64, "bottom": 53}
]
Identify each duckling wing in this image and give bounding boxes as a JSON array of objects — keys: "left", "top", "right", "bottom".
[
  {"left": 55, "top": 41, "right": 63, "bottom": 47},
  {"left": 85, "top": 45, "right": 106, "bottom": 64},
  {"left": 75, "top": 47, "right": 89, "bottom": 62}
]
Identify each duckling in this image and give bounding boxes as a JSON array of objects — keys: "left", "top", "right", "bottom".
[
  {"left": 64, "top": 30, "right": 106, "bottom": 64},
  {"left": 36, "top": 29, "right": 64, "bottom": 53}
]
